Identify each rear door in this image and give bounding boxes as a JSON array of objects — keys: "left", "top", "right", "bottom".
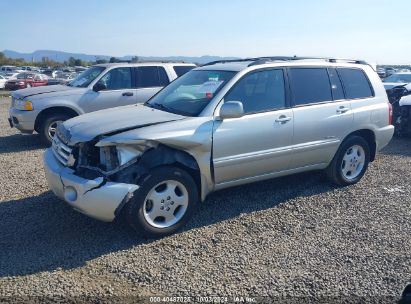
[
  {"left": 134, "top": 66, "right": 170, "bottom": 103},
  {"left": 212, "top": 68, "right": 294, "bottom": 185},
  {"left": 288, "top": 67, "right": 353, "bottom": 168}
]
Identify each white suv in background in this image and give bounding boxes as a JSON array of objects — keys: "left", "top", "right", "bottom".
[{"left": 8, "top": 62, "right": 196, "bottom": 144}]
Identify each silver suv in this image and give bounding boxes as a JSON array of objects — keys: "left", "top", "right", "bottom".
[
  {"left": 8, "top": 62, "right": 195, "bottom": 144},
  {"left": 43, "top": 57, "right": 394, "bottom": 237}
]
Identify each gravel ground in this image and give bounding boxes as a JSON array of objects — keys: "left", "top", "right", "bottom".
[{"left": 0, "top": 97, "right": 410, "bottom": 303}]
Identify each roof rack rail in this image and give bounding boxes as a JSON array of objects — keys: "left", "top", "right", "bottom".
[
  {"left": 105, "top": 60, "right": 191, "bottom": 64},
  {"left": 202, "top": 56, "right": 369, "bottom": 68},
  {"left": 248, "top": 56, "right": 368, "bottom": 66},
  {"left": 202, "top": 58, "right": 260, "bottom": 66}
]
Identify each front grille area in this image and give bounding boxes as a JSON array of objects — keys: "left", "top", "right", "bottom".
[{"left": 52, "top": 135, "right": 73, "bottom": 166}]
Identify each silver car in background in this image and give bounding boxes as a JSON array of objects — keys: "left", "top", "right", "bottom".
[
  {"left": 8, "top": 62, "right": 196, "bottom": 144},
  {"left": 43, "top": 57, "right": 394, "bottom": 237}
]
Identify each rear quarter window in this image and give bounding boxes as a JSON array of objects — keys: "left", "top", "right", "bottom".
[
  {"left": 136, "top": 66, "right": 168, "bottom": 88},
  {"left": 337, "top": 68, "right": 373, "bottom": 99},
  {"left": 173, "top": 66, "right": 195, "bottom": 77}
]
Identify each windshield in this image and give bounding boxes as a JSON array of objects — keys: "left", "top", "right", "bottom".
[
  {"left": 68, "top": 66, "right": 105, "bottom": 87},
  {"left": 383, "top": 74, "right": 411, "bottom": 83},
  {"left": 146, "top": 70, "right": 236, "bottom": 116},
  {"left": 16, "top": 73, "right": 31, "bottom": 79}
]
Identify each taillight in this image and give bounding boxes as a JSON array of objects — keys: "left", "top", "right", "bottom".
[{"left": 388, "top": 103, "right": 393, "bottom": 125}]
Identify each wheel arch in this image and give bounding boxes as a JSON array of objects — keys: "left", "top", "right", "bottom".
[
  {"left": 343, "top": 129, "right": 377, "bottom": 162},
  {"left": 114, "top": 144, "right": 202, "bottom": 200},
  {"left": 34, "top": 106, "right": 80, "bottom": 132}
]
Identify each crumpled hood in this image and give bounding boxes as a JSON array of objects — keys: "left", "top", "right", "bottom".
[
  {"left": 11, "top": 84, "right": 85, "bottom": 99},
  {"left": 62, "top": 104, "right": 186, "bottom": 145}
]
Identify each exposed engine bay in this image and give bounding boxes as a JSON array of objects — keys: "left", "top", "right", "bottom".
[{"left": 386, "top": 83, "right": 411, "bottom": 136}]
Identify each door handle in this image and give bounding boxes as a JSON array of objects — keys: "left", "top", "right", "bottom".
[
  {"left": 336, "top": 106, "right": 349, "bottom": 114},
  {"left": 275, "top": 115, "right": 292, "bottom": 124},
  {"left": 122, "top": 92, "right": 133, "bottom": 96}
]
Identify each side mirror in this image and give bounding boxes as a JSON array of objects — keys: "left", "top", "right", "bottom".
[
  {"left": 93, "top": 82, "right": 106, "bottom": 92},
  {"left": 219, "top": 101, "right": 244, "bottom": 119}
]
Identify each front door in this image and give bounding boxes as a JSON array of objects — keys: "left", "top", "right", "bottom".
[
  {"left": 82, "top": 67, "right": 137, "bottom": 112},
  {"left": 212, "top": 68, "right": 294, "bottom": 185}
]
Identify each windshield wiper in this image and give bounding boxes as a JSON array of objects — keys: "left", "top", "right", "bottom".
[
  {"left": 147, "top": 102, "right": 191, "bottom": 116},
  {"left": 149, "top": 102, "right": 174, "bottom": 112}
]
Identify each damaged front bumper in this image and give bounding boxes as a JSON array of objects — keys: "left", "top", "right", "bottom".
[{"left": 43, "top": 148, "right": 139, "bottom": 222}]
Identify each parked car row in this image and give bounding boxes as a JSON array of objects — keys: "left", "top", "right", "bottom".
[
  {"left": 4, "top": 72, "right": 49, "bottom": 90},
  {"left": 377, "top": 66, "right": 411, "bottom": 79},
  {"left": 8, "top": 57, "right": 394, "bottom": 237},
  {"left": 0, "top": 65, "right": 88, "bottom": 81}
]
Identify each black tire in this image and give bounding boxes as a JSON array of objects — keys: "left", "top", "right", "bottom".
[
  {"left": 401, "top": 284, "right": 411, "bottom": 304},
  {"left": 125, "top": 166, "right": 199, "bottom": 238},
  {"left": 325, "top": 135, "right": 370, "bottom": 186},
  {"left": 39, "top": 113, "right": 72, "bottom": 146}
]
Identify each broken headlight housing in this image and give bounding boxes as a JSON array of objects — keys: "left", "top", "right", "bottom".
[
  {"left": 116, "top": 146, "right": 142, "bottom": 166},
  {"left": 99, "top": 146, "right": 119, "bottom": 172},
  {"left": 98, "top": 145, "right": 142, "bottom": 172},
  {"left": 78, "top": 141, "right": 143, "bottom": 175}
]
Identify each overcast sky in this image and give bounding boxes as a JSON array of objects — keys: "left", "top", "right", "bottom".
[{"left": 1, "top": 0, "right": 411, "bottom": 64}]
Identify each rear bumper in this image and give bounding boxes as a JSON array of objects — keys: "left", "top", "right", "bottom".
[
  {"left": 43, "top": 148, "right": 139, "bottom": 222},
  {"left": 5, "top": 84, "right": 24, "bottom": 90},
  {"left": 375, "top": 125, "right": 395, "bottom": 151}
]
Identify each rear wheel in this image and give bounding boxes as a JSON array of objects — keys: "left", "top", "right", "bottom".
[
  {"left": 326, "top": 136, "right": 370, "bottom": 186},
  {"left": 125, "top": 166, "right": 199, "bottom": 238},
  {"left": 39, "top": 114, "right": 72, "bottom": 145}
]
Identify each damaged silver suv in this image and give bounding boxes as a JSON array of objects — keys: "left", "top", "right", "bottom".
[{"left": 43, "top": 57, "right": 394, "bottom": 237}]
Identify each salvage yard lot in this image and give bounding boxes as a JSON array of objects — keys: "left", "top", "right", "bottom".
[{"left": 0, "top": 96, "right": 410, "bottom": 300}]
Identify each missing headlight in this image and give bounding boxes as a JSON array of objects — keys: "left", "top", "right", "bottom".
[{"left": 100, "top": 146, "right": 119, "bottom": 171}]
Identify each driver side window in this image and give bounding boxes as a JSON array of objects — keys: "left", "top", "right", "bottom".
[
  {"left": 224, "top": 69, "right": 286, "bottom": 114},
  {"left": 96, "top": 67, "right": 132, "bottom": 91}
]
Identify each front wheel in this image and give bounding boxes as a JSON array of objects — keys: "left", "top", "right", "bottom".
[
  {"left": 326, "top": 136, "right": 370, "bottom": 186},
  {"left": 125, "top": 166, "right": 199, "bottom": 238},
  {"left": 39, "top": 114, "right": 72, "bottom": 145}
]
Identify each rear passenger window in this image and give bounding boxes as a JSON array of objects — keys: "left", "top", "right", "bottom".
[
  {"left": 136, "top": 66, "right": 169, "bottom": 88},
  {"left": 173, "top": 66, "right": 195, "bottom": 77},
  {"left": 337, "top": 68, "right": 373, "bottom": 99},
  {"left": 289, "top": 68, "right": 332, "bottom": 106},
  {"left": 224, "top": 69, "right": 285, "bottom": 114},
  {"left": 328, "top": 68, "right": 345, "bottom": 100}
]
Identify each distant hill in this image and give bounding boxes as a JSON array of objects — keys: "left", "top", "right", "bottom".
[{"left": 2, "top": 49, "right": 239, "bottom": 64}]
